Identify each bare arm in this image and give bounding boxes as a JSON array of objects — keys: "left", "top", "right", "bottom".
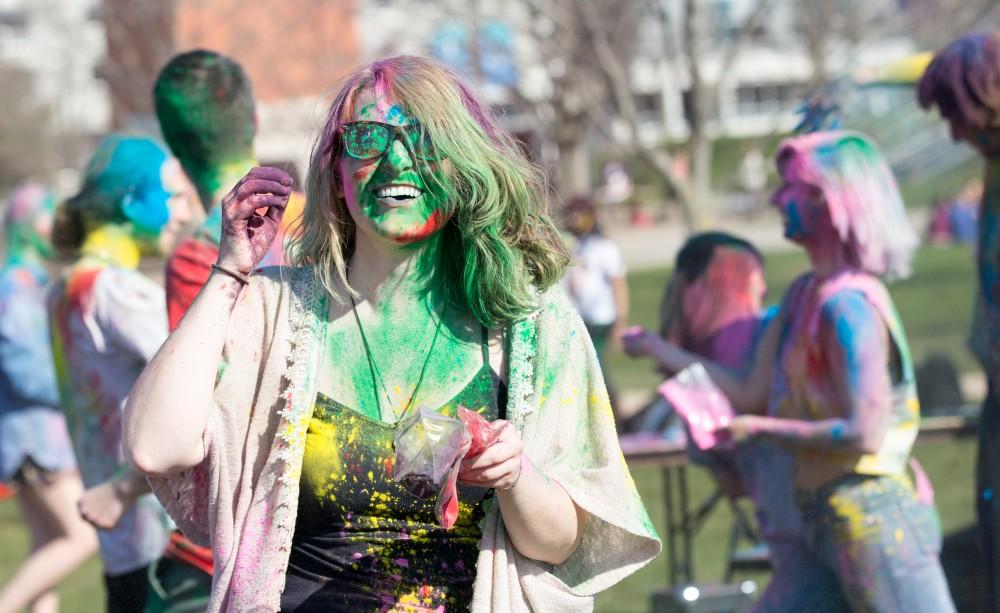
[
  {"left": 624, "top": 312, "right": 782, "bottom": 415},
  {"left": 459, "top": 425, "right": 586, "bottom": 565},
  {"left": 728, "top": 292, "right": 891, "bottom": 454},
  {"left": 123, "top": 272, "right": 244, "bottom": 475},
  {"left": 78, "top": 466, "right": 153, "bottom": 530},
  {"left": 611, "top": 275, "right": 629, "bottom": 332},
  {"left": 123, "top": 167, "right": 292, "bottom": 476}
]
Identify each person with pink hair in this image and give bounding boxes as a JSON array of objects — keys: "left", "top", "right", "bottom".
[
  {"left": 631, "top": 131, "right": 954, "bottom": 611},
  {"left": 918, "top": 32, "right": 1000, "bottom": 611},
  {"left": 625, "top": 231, "right": 850, "bottom": 611}
]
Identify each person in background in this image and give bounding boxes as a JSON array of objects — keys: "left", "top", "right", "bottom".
[
  {"left": 0, "top": 184, "right": 98, "bottom": 613},
  {"left": 625, "top": 232, "right": 848, "bottom": 611},
  {"left": 627, "top": 131, "right": 954, "bottom": 612},
  {"left": 153, "top": 49, "right": 305, "bottom": 331},
  {"left": 563, "top": 194, "right": 629, "bottom": 422},
  {"left": 918, "top": 31, "right": 1000, "bottom": 611},
  {"left": 48, "top": 135, "right": 203, "bottom": 612}
]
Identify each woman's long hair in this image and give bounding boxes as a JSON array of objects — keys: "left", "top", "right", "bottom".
[
  {"left": 291, "top": 55, "right": 569, "bottom": 326},
  {"left": 775, "top": 131, "right": 917, "bottom": 280}
]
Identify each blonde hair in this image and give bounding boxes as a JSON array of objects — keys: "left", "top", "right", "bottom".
[{"left": 291, "top": 55, "right": 569, "bottom": 326}]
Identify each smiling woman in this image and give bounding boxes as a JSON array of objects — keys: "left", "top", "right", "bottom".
[{"left": 123, "top": 55, "right": 661, "bottom": 613}]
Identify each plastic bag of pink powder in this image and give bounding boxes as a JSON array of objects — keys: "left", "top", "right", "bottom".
[
  {"left": 391, "top": 406, "right": 504, "bottom": 529},
  {"left": 458, "top": 406, "right": 505, "bottom": 457},
  {"left": 658, "top": 363, "right": 734, "bottom": 451}
]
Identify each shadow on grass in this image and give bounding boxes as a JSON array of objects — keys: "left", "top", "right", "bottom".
[{"left": 942, "top": 526, "right": 985, "bottom": 613}]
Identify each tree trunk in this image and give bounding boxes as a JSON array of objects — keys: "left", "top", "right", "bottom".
[{"left": 557, "top": 136, "right": 593, "bottom": 196}]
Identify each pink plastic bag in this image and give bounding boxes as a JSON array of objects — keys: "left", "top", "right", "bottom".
[
  {"left": 391, "top": 406, "right": 505, "bottom": 529},
  {"left": 459, "top": 406, "right": 505, "bottom": 457},
  {"left": 658, "top": 363, "right": 734, "bottom": 451}
]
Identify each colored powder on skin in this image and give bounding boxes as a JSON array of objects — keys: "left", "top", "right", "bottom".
[
  {"left": 679, "top": 246, "right": 765, "bottom": 370},
  {"left": 831, "top": 422, "right": 845, "bottom": 442},
  {"left": 393, "top": 209, "right": 446, "bottom": 244},
  {"left": 783, "top": 200, "right": 807, "bottom": 239},
  {"left": 79, "top": 227, "right": 142, "bottom": 270}
]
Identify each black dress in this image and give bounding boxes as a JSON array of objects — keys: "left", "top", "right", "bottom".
[{"left": 281, "top": 330, "right": 506, "bottom": 612}]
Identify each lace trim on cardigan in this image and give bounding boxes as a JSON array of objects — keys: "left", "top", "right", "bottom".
[
  {"left": 506, "top": 312, "right": 538, "bottom": 432},
  {"left": 268, "top": 268, "right": 325, "bottom": 604},
  {"left": 274, "top": 268, "right": 323, "bottom": 480}
]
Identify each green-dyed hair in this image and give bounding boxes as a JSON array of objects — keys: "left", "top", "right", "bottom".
[
  {"left": 152, "top": 49, "right": 255, "bottom": 202},
  {"left": 292, "top": 55, "right": 569, "bottom": 326}
]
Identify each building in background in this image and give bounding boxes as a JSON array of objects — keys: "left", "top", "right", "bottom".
[
  {"left": 0, "top": 0, "right": 969, "bottom": 197},
  {"left": 0, "top": 0, "right": 110, "bottom": 192},
  {"left": 100, "top": 0, "right": 361, "bottom": 180},
  {"left": 0, "top": 0, "right": 109, "bottom": 134}
]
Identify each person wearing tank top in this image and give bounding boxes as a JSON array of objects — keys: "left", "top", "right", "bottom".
[
  {"left": 636, "top": 131, "right": 955, "bottom": 612},
  {"left": 123, "top": 56, "right": 660, "bottom": 612}
]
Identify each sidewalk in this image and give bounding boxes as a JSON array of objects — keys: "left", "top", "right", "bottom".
[{"left": 606, "top": 208, "right": 931, "bottom": 271}]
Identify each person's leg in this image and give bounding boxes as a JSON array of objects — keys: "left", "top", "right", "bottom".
[
  {"left": 105, "top": 566, "right": 151, "bottom": 613},
  {"left": 746, "top": 445, "right": 847, "bottom": 613},
  {"left": 585, "top": 323, "right": 619, "bottom": 422},
  {"left": 817, "top": 476, "right": 955, "bottom": 613},
  {"left": 0, "top": 467, "right": 98, "bottom": 613},
  {"left": 752, "top": 534, "right": 846, "bottom": 613},
  {"left": 977, "top": 386, "right": 1000, "bottom": 612}
]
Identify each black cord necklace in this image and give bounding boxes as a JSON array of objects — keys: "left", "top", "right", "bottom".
[{"left": 349, "top": 294, "right": 445, "bottom": 424}]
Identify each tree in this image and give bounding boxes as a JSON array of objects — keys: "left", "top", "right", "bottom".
[
  {"left": 902, "top": 0, "right": 1000, "bottom": 49},
  {"left": 96, "top": 0, "right": 177, "bottom": 128},
  {"left": 0, "top": 61, "right": 57, "bottom": 194},
  {"left": 515, "top": 0, "right": 773, "bottom": 228},
  {"left": 343, "top": 0, "right": 776, "bottom": 228}
]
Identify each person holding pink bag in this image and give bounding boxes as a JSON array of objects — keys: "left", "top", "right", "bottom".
[
  {"left": 624, "top": 231, "right": 847, "bottom": 611},
  {"left": 626, "top": 132, "right": 954, "bottom": 612}
]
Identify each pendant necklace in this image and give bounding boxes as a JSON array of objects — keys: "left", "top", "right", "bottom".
[{"left": 349, "top": 294, "right": 446, "bottom": 425}]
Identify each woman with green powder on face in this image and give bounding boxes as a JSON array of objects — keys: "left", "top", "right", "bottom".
[{"left": 124, "top": 55, "right": 660, "bottom": 612}]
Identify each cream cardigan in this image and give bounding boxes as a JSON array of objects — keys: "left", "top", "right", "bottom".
[{"left": 150, "top": 266, "right": 661, "bottom": 612}]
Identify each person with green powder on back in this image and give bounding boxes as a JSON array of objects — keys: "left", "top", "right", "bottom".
[{"left": 153, "top": 49, "right": 305, "bottom": 331}]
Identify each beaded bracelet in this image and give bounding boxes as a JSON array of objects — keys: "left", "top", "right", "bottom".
[{"left": 211, "top": 263, "right": 250, "bottom": 286}]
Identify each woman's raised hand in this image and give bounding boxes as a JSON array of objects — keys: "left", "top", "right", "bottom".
[{"left": 217, "top": 167, "right": 293, "bottom": 274}]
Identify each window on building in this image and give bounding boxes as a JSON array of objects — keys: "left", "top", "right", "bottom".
[
  {"left": 636, "top": 92, "right": 662, "bottom": 123},
  {"left": 710, "top": 0, "right": 733, "bottom": 40},
  {"left": 735, "top": 82, "right": 807, "bottom": 116},
  {"left": 0, "top": 10, "right": 28, "bottom": 29}
]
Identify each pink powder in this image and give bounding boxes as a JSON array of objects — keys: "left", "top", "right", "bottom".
[{"left": 659, "top": 363, "right": 734, "bottom": 450}]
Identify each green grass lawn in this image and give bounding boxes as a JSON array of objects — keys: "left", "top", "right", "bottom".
[{"left": 0, "top": 244, "right": 982, "bottom": 612}]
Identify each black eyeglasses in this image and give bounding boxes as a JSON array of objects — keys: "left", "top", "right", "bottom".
[{"left": 340, "top": 121, "right": 440, "bottom": 161}]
